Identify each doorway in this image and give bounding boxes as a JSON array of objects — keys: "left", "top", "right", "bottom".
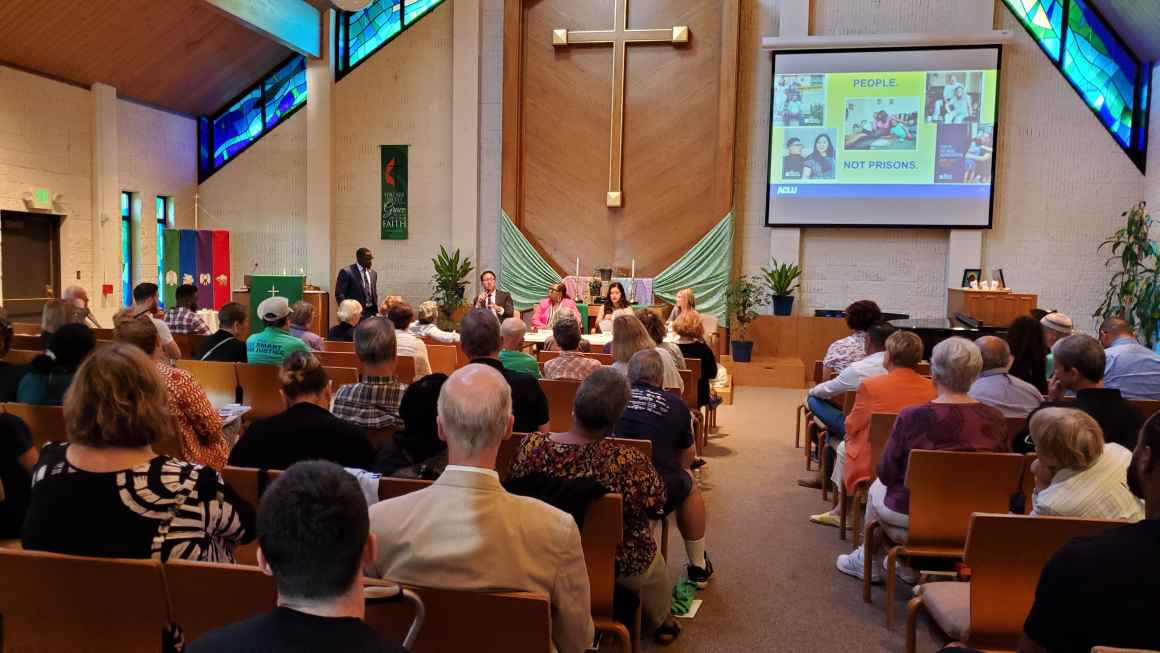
[{"left": 1, "top": 210, "right": 62, "bottom": 323}]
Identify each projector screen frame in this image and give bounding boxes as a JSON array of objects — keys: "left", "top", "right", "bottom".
[{"left": 763, "top": 43, "right": 1003, "bottom": 230}]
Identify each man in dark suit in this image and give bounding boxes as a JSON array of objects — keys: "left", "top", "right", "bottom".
[
  {"left": 473, "top": 270, "right": 514, "bottom": 320},
  {"left": 335, "top": 248, "right": 378, "bottom": 318}
]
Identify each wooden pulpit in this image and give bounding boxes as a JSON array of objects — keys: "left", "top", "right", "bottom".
[{"left": 946, "top": 289, "right": 1038, "bottom": 327}]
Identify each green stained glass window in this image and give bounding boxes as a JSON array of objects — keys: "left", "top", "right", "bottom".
[
  {"left": 156, "top": 196, "right": 171, "bottom": 308},
  {"left": 403, "top": 0, "right": 440, "bottom": 24},
  {"left": 338, "top": 0, "right": 443, "bottom": 76},
  {"left": 121, "top": 191, "right": 133, "bottom": 307},
  {"left": 1002, "top": 0, "right": 1064, "bottom": 61}
]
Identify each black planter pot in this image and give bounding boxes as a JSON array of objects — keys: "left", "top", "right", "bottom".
[
  {"left": 772, "top": 295, "right": 795, "bottom": 316},
  {"left": 731, "top": 340, "right": 754, "bottom": 362}
]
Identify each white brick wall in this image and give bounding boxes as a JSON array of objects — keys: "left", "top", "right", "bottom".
[{"left": 478, "top": 0, "right": 504, "bottom": 277}]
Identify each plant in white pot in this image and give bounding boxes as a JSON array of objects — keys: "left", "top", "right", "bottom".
[
  {"left": 725, "top": 275, "right": 769, "bottom": 363},
  {"left": 761, "top": 259, "right": 802, "bottom": 316}
]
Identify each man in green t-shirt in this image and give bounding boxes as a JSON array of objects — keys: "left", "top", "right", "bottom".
[
  {"left": 498, "top": 317, "right": 540, "bottom": 379},
  {"left": 246, "top": 296, "right": 310, "bottom": 365}
]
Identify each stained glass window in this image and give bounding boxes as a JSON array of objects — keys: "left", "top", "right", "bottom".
[
  {"left": 338, "top": 0, "right": 443, "bottom": 76},
  {"left": 264, "top": 55, "right": 307, "bottom": 128},
  {"left": 156, "top": 196, "right": 171, "bottom": 308},
  {"left": 1001, "top": 0, "right": 1064, "bottom": 61},
  {"left": 121, "top": 192, "right": 133, "bottom": 307},
  {"left": 211, "top": 87, "right": 262, "bottom": 168},
  {"left": 403, "top": 0, "right": 440, "bottom": 24}
]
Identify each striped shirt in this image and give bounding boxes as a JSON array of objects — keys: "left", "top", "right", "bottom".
[{"left": 331, "top": 376, "right": 407, "bottom": 430}]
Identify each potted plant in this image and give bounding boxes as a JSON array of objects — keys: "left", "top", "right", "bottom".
[
  {"left": 1095, "top": 202, "right": 1160, "bottom": 346},
  {"left": 430, "top": 245, "right": 474, "bottom": 328},
  {"left": 725, "top": 275, "right": 769, "bottom": 363},
  {"left": 761, "top": 258, "right": 802, "bottom": 316}
]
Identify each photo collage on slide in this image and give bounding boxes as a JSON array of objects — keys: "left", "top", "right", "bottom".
[{"left": 771, "top": 68, "right": 994, "bottom": 185}]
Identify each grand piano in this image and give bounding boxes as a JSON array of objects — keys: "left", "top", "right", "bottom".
[{"left": 888, "top": 317, "right": 1006, "bottom": 360}]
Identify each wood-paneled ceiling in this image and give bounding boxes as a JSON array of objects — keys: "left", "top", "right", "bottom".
[{"left": 0, "top": 0, "right": 295, "bottom": 116}]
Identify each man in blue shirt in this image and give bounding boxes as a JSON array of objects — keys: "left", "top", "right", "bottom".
[
  {"left": 969, "top": 336, "right": 1043, "bottom": 417},
  {"left": 1100, "top": 317, "right": 1160, "bottom": 400}
]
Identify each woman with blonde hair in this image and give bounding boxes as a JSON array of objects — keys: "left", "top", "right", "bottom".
[
  {"left": 611, "top": 314, "right": 683, "bottom": 392},
  {"left": 409, "top": 300, "right": 460, "bottom": 343},
  {"left": 328, "top": 299, "right": 363, "bottom": 342},
  {"left": 667, "top": 288, "right": 696, "bottom": 328},
  {"left": 673, "top": 311, "right": 718, "bottom": 408},
  {"left": 1029, "top": 407, "right": 1144, "bottom": 521}
]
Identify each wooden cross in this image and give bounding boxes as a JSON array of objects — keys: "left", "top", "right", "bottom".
[
  {"left": 552, "top": 2, "right": 689, "bottom": 208},
  {"left": 267, "top": 284, "right": 280, "bottom": 298}
]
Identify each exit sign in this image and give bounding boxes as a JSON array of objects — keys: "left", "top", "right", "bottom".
[{"left": 33, "top": 188, "right": 50, "bottom": 204}]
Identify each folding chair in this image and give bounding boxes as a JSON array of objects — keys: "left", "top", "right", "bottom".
[{"left": 838, "top": 412, "right": 897, "bottom": 543}]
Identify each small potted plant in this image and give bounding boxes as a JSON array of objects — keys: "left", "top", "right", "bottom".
[
  {"left": 725, "top": 275, "right": 769, "bottom": 363},
  {"left": 588, "top": 275, "right": 603, "bottom": 304},
  {"left": 761, "top": 258, "right": 802, "bottom": 316},
  {"left": 430, "top": 245, "right": 474, "bottom": 328}
]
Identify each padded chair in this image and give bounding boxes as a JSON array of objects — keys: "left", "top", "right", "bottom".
[
  {"left": 905, "top": 513, "right": 1120, "bottom": 653},
  {"left": 864, "top": 450, "right": 1027, "bottom": 627},
  {"left": 540, "top": 378, "right": 582, "bottom": 432},
  {"left": 796, "top": 361, "right": 825, "bottom": 449},
  {"left": 3, "top": 402, "right": 67, "bottom": 448},
  {"left": 0, "top": 548, "right": 171, "bottom": 652},
  {"left": 839, "top": 411, "right": 897, "bottom": 543},
  {"left": 426, "top": 344, "right": 458, "bottom": 374},
  {"left": 164, "top": 559, "right": 277, "bottom": 643},
  {"left": 811, "top": 392, "right": 853, "bottom": 502},
  {"left": 175, "top": 359, "right": 240, "bottom": 407}
]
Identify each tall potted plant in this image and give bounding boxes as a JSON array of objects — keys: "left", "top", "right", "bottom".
[
  {"left": 430, "top": 245, "right": 474, "bottom": 327},
  {"left": 725, "top": 275, "right": 769, "bottom": 363},
  {"left": 1094, "top": 202, "right": 1160, "bottom": 347},
  {"left": 761, "top": 259, "right": 802, "bottom": 316}
]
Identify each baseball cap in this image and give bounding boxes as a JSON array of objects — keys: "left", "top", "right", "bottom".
[
  {"left": 1040, "top": 312, "right": 1073, "bottom": 335},
  {"left": 257, "top": 296, "right": 291, "bottom": 321}
]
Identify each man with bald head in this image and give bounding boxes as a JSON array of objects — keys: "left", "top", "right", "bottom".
[
  {"left": 368, "top": 364, "right": 593, "bottom": 653},
  {"left": 969, "top": 335, "right": 1043, "bottom": 417},
  {"left": 498, "top": 317, "right": 540, "bottom": 378},
  {"left": 1100, "top": 317, "right": 1160, "bottom": 400}
]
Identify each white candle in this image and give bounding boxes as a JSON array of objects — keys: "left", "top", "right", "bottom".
[
  {"left": 575, "top": 257, "right": 580, "bottom": 277},
  {"left": 631, "top": 259, "right": 635, "bottom": 279}
]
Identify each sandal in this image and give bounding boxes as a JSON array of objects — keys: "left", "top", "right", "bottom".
[{"left": 653, "top": 620, "right": 683, "bottom": 646}]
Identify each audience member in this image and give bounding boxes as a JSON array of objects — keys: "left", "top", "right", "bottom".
[
  {"left": 130, "top": 283, "right": 182, "bottom": 359},
  {"left": 115, "top": 315, "right": 229, "bottom": 469},
  {"left": 1018, "top": 334, "right": 1143, "bottom": 453},
  {"left": 328, "top": 299, "right": 363, "bottom": 342},
  {"left": 17, "top": 323, "right": 96, "bottom": 406},
  {"left": 0, "top": 314, "right": 27, "bottom": 400},
  {"left": 22, "top": 343, "right": 254, "bottom": 562},
  {"left": 1027, "top": 408, "right": 1143, "bottom": 521},
  {"left": 288, "top": 301, "right": 324, "bottom": 351},
  {"left": 673, "top": 311, "right": 719, "bottom": 408},
  {"left": 409, "top": 300, "right": 459, "bottom": 343},
  {"left": 195, "top": 302, "right": 249, "bottom": 363},
  {"left": 378, "top": 295, "right": 405, "bottom": 316},
  {"left": 163, "top": 283, "right": 210, "bottom": 335},
  {"left": 836, "top": 337, "right": 1006, "bottom": 583},
  {"left": 458, "top": 309, "right": 548, "bottom": 433},
  {"left": 611, "top": 314, "right": 683, "bottom": 392},
  {"left": 1041, "top": 312, "right": 1073, "bottom": 379},
  {"left": 511, "top": 368, "right": 681, "bottom": 645},
  {"left": 332, "top": 317, "right": 407, "bottom": 430},
  {"left": 666, "top": 287, "right": 695, "bottom": 329},
  {"left": 615, "top": 350, "right": 714, "bottom": 587},
  {"left": 39, "top": 298, "right": 84, "bottom": 348},
  {"left": 601, "top": 307, "right": 637, "bottom": 353},
  {"left": 246, "top": 296, "right": 309, "bottom": 365},
  {"left": 369, "top": 364, "right": 594, "bottom": 653},
  {"left": 372, "top": 373, "right": 449, "bottom": 479},
  {"left": 823, "top": 300, "right": 882, "bottom": 375},
  {"left": 1007, "top": 315, "right": 1049, "bottom": 394},
  {"left": 808, "top": 330, "right": 936, "bottom": 528},
  {"left": 640, "top": 309, "right": 686, "bottom": 371},
  {"left": 498, "top": 317, "right": 540, "bottom": 379},
  {"left": 188, "top": 461, "right": 406, "bottom": 653},
  {"left": 62, "top": 285, "right": 100, "bottom": 328},
  {"left": 1018, "top": 412, "right": 1160, "bottom": 653},
  {"left": 229, "top": 352, "right": 374, "bottom": 470},
  {"left": 806, "top": 322, "right": 893, "bottom": 446},
  {"left": 543, "top": 315, "right": 601, "bottom": 381},
  {"left": 386, "top": 302, "right": 431, "bottom": 378},
  {"left": 969, "top": 335, "right": 1043, "bottom": 417},
  {"left": 1099, "top": 316, "right": 1160, "bottom": 400},
  {"left": 0, "top": 413, "right": 35, "bottom": 538}
]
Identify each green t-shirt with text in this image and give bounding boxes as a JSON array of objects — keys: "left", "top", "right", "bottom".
[
  {"left": 246, "top": 327, "right": 309, "bottom": 366},
  {"left": 499, "top": 349, "right": 541, "bottom": 379}
]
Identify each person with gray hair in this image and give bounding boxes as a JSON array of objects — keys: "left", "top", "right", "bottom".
[
  {"left": 615, "top": 350, "right": 715, "bottom": 588},
  {"left": 1099, "top": 316, "right": 1160, "bottom": 400},
  {"left": 331, "top": 317, "right": 407, "bottom": 430},
  {"left": 328, "top": 299, "right": 363, "bottom": 342},
  {"left": 511, "top": 368, "right": 684, "bottom": 645},
  {"left": 62, "top": 286, "right": 100, "bottom": 328},
  {"left": 458, "top": 309, "right": 548, "bottom": 433},
  {"left": 408, "top": 300, "right": 459, "bottom": 343},
  {"left": 968, "top": 335, "right": 1043, "bottom": 417},
  {"left": 287, "top": 301, "right": 323, "bottom": 350},
  {"left": 543, "top": 315, "right": 600, "bottom": 381},
  {"left": 498, "top": 317, "right": 540, "bottom": 378},
  {"left": 836, "top": 336, "right": 1007, "bottom": 584},
  {"left": 369, "top": 364, "right": 594, "bottom": 653}
]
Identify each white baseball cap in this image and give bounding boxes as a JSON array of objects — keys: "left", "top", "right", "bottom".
[
  {"left": 257, "top": 296, "right": 291, "bottom": 321},
  {"left": 1040, "top": 312, "right": 1073, "bottom": 335}
]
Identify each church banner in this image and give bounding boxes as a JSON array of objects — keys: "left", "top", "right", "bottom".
[{"left": 380, "top": 144, "right": 409, "bottom": 240}]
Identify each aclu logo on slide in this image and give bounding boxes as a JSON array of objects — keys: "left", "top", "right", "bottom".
[{"left": 776, "top": 186, "right": 799, "bottom": 195}]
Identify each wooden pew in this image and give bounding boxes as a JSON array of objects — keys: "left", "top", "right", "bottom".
[
  {"left": 537, "top": 350, "right": 614, "bottom": 366},
  {"left": 906, "top": 513, "right": 1121, "bottom": 653},
  {"left": 1129, "top": 398, "right": 1160, "bottom": 419},
  {"left": 326, "top": 366, "right": 360, "bottom": 388},
  {"left": 175, "top": 359, "right": 240, "bottom": 407},
  {"left": 3, "top": 402, "right": 67, "bottom": 448},
  {"left": 322, "top": 339, "right": 355, "bottom": 352},
  {"left": 3, "top": 349, "right": 40, "bottom": 365},
  {"left": 165, "top": 559, "right": 277, "bottom": 643},
  {"left": 313, "top": 351, "right": 417, "bottom": 383},
  {"left": 235, "top": 363, "right": 286, "bottom": 421},
  {"left": 539, "top": 378, "right": 581, "bottom": 432},
  {"left": 366, "top": 586, "right": 549, "bottom": 653},
  {"left": 11, "top": 334, "right": 43, "bottom": 351},
  {"left": 171, "top": 333, "right": 208, "bottom": 359}
]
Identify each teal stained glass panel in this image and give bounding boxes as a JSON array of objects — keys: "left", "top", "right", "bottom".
[
  {"left": 348, "top": 0, "right": 402, "bottom": 69},
  {"left": 212, "top": 87, "right": 263, "bottom": 167},
  {"left": 1002, "top": 0, "right": 1064, "bottom": 61},
  {"left": 264, "top": 56, "right": 307, "bottom": 128},
  {"left": 156, "top": 197, "right": 168, "bottom": 308},
  {"left": 121, "top": 192, "right": 132, "bottom": 307},
  {"left": 1062, "top": 0, "right": 1137, "bottom": 148},
  {"left": 403, "top": 0, "right": 441, "bottom": 24}
]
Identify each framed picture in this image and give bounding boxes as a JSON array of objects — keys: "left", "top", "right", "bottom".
[
  {"left": 961, "top": 268, "right": 982, "bottom": 288},
  {"left": 991, "top": 268, "right": 1006, "bottom": 289}
]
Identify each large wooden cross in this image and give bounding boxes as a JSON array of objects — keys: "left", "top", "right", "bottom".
[{"left": 552, "top": 2, "right": 689, "bottom": 208}]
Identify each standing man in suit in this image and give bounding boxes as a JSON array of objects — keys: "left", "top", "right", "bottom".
[
  {"left": 335, "top": 248, "right": 378, "bottom": 319},
  {"left": 368, "top": 363, "right": 594, "bottom": 653},
  {"left": 473, "top": 270, "right": 514, "bottom": 320}
]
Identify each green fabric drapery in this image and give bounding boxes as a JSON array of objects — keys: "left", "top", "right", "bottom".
[
  {"left": 500, "top": 210, "right": 562, "bottom": 310},
  {"left": 654, "top": 211, "right": 734, "bottom": 323}
]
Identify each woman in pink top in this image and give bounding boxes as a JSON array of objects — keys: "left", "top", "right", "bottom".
[{"left": 531, "top": 282, "right": 581, "bottom": 330}]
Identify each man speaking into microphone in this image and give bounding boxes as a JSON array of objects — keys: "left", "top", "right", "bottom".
[{"left": 473, "top": 270, "right": 513, "bottom": 320}]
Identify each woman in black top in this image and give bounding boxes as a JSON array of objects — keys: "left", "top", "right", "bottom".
[
  {"left": 672, "top": 311, "right": 718, "bottom": 408},
  {"left": 1007, "top": 315, "right": 1049, "bottom": 394},
  {"left": 327, "top": 300, "right": 362, "bottom": 342},
  {"left": 0, "top": 316, "right": 26, "bottom": 401},
  {"left": 374, "top": 373, "right": 449, "bottom": 478},
  {"left": 229, "top": 351, "right": 375, "bottom": 470},
  {"left": 17, "top": 323, "right": 96, "bottom": 406}
]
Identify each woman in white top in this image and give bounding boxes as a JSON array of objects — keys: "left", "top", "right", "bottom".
[
  {"left": 409, "top": 301, "right": 459, "bottom": 343},
  {"left": 1029, "top": 407, "right": 1144, "bottom": 521},
  {"left": 385, "top": 302, "right": 432, "bottom": 379}
]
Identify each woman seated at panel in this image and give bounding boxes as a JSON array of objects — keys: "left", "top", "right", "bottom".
[
  {"left": 835, "top": 337, "right": 1007, "bottom": 584},
  {"left": 1028, "top": 407, "right": 1144, "bottom": 521},
  {"left": 373, "top": 373, "right": 449, "bottom": 479},
  {"left": 17, "top": 323, "right": 96, "bottom": 406},
  {"left": 611, "top": 314, "right": 683, "bottom": 393},
  {"left": 287, "top": 301, "right": 324, "bottom": 350},
  {"left": 114, "top": 314, "right": 230, "bottom": 470},
  {"left": 229, "top": 351, "right": 375, "bottom": 471},
  {"left": 667, "top": 288, "right": 696, "bottom": 330},
  {"left": 328, "top": 299, "right": 363, "bottom": 342},
  {"left": 409, "top": 300, "right": 460, "bottom": 343},
  {"left": 531, "top": 282, "right": 581, "bottom": 331},
  {"left": 594, "top": 281, "right": 631, "bottom": 333},
  {"left": 21, "top": 342, "right": 255, "bottom": 563},
  {"left": 823, "top": 300, "right": 882, "bottom": 376}
]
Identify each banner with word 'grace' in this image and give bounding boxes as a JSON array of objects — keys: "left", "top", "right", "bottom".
[
  {"left": 247, "top": 275, "right": 304, "bottom": 332},
  {"left": 380, "top": 144, "right": 409, "bottom": 240}
]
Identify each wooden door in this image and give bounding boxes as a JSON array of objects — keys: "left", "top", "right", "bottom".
[{"left": 1, "top": 211, "right": 61, "bottom": 322}]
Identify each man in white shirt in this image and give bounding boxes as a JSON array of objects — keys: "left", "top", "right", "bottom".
[
  {"left": 969, "top": 335, "right": 1044, "bottom": 417},
  {"left": 368, "top": 363, "right": 593, "bottom": 653},
  {"left": 473, "top": 270, "right": 514, "bottom": 320},
  {"left": 385, "top": 302, "right": 431, "bottom": 379},
  {"left": 806, "top": 322, "right": 893, "bottom": 441}
]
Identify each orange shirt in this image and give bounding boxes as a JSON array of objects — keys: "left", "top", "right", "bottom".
[{"left": 842, "top": 367, "right": 936, "bottom": 493}]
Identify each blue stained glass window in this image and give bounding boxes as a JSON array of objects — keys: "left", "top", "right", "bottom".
[
  {"left": 121, "top": 192, "right": 133, "bottom": 307},
  {"left": 1001, "top": 0, "right": 1064, "bottom": 61},
  {"left": 212, "top": 87, "right": 262, "bottom": 168},
  {"left": 348, "top": 0, "right": 402, "bottom": 69},
  {"left": 264, "top": 55, "right": 308, "bottom": 128},
  {"left": 1063, "top": 0, "right": 1137, "bottom": 148},
  {"left": 403, "top": 0, "right": 440, "bottom": 24},
  {"left": 156, "top": 196, "right": 170, "bottom": 308}
]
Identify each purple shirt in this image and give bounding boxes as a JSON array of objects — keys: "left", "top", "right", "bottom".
[{"left": 877, "top": 401, "right": 1008, "bottom": 514}]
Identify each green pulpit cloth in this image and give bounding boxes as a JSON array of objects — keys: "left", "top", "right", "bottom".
[{"left": 248, "top": 276, "right": 304, "bottom": 330}]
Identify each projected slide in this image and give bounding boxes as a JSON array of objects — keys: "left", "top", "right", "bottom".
[{"left": 766, "top": 47, "right": 1001, "bottom": 228}]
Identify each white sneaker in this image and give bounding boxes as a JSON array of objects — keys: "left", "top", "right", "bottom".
[
  {"left": 882, "top": 557, "right": 920, "bottom": 585},
  {"left": 836, "top": 549, "right": 883, "bottom": 584}
]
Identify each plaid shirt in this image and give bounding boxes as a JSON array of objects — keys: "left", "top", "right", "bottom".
[
  {"left": 164, "top": 307, "right": 211, "bottom": 335},
  {"left": 331, "top": 376, "right": 407, "bottom": 430},
  {"left": 543, "top": 351, "right": 602, "bottom": 381}
]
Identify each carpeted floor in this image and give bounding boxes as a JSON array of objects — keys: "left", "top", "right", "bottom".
[{"left": 620, "top": 386, "right": 947, "bottom": 653}]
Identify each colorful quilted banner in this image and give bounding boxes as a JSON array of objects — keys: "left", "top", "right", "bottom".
[
  {"left": 196, "top": 230, "right": 214, "bottom": 310},
  {"left": 161, "top": 228, "right": 231, "bottom": 310},
  {"left": 212, "top": 230, "right": 231, "bottom": 310},
  {"left": 162, "top": 229, "right": 181, "bottom": 308}
]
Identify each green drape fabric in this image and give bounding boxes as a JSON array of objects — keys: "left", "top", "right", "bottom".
[
  {"left": 653, "top": 212, "right": 734, "bottom": 322},
  {"left": 500, "top": 210, "right": 562, "bottom": 310}
]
